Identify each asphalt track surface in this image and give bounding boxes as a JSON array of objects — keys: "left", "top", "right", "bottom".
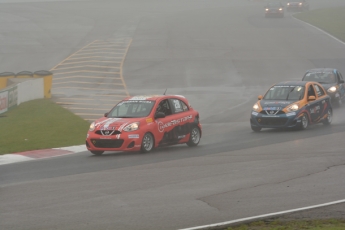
[{"left": 1, "top": 0, "right": 345, "bottom": 229}]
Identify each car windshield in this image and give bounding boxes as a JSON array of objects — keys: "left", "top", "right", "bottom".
[
  {"left": 264, "top": 85, "right": 305, "bottom": 100},
  {"left": 303, "top": 72, "right": 337, "bottom": 84},
  {"left": 267, "top": 3, "right": 281, "bottom": 7},
  {"left": 107, "top": 100, "right": 155, "bottom": 118}
]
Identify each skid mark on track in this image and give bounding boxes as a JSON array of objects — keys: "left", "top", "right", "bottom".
[{"left": 50, "top": 39, "right": 132, "bottom": 122}]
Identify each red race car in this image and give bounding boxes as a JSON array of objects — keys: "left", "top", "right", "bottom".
[{"left": 86, "top": 95, "right": 202, "bottom": 155}]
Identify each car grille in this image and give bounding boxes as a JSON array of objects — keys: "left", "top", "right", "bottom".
[
  {"left": 260, "top": 110, "right": 285, "bottom": 115},
  {"left": 91, "top": 139, "right": 124, "bottom": 148},
  {"left": 95, "top": 130, "right": 121, "bottom": 136},
  {"left": 256, "top": 117, "right": 288, "bottom": 126}
]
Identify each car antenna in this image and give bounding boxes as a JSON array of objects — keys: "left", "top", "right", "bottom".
[{"left": 163, "top": 89, "right": 168, "bottom": 95}]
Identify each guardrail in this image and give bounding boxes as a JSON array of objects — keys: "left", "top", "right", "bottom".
[{"left": 0, "top": 71, "right": 52, "bottom": 115}]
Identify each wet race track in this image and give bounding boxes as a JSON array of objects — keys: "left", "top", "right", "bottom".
[{"left": 1, "top": 0, "right": 345, "bottom": 229}]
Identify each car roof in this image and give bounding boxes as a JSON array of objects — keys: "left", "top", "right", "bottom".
[
  {"left": 306, "top": 68, "right": 335, "bottom": 73},
  {"left": 123, "top": 95, "right": 186, "bottom": 101}
]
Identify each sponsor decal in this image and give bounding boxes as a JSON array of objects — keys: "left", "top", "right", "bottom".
[
  {"left": 262, "top": 115, "right": 279, "bottom": 117},
  {"left": 263, "top": 107, "right": 281, "bottom": 110},
  {"left": 129, "top": 95, "right": 158, "bottom": 100},
  {"left": 146, "top": 118, "right": 153, "bottom": 123},
  {"left": 157, "top": 115, "right": 193, "bottom": 132},
  {"left": 286, "top": 112, "right": 296, "bottom": 117},
  {"left": 252, "top": 111, "right": 258, "bottom": 116},
  {"left": 128, "top": 134, "right": 139, "bottom": 139},
  {"left": 310, "top": 105, "right": 320, "bottom": 114},
  {"left": 178, "top": 135, "right": 186, "bottom": 139},
  {"left": 135, "top": 145, "right": 141, "bottom": 148},
  {"left": 263, "top": 101, "right": 290, "bottom": 105}
]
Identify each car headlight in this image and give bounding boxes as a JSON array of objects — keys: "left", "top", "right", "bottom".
[
  {"left": 123, "top": 122, "right": 140, "bottom": 132},
  {"left": 299, "top": 2, "right": 302, "bottom": 5},
  {"left": 279, "top": 8, "right": 283, "bottom": 11},
  {"left": 89, "top": 122, "right": 95, "bottom": 131},
  {"left": 253, "top": 103, "right": 260, "bottom": 112},
  {"left": 265, "top": 8, "right": 269, "bottom": 11},
  {"left": 327, "top": 86, "right": 337, "bottom": 93},
  {"left": 287, "top": 3, "right": 290, "bottom": 5},
  {"left": 287, "top": 104, "right": 299, "bottom": 112}
]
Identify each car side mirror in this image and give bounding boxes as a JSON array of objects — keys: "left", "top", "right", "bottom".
[
  {"left": 155, "top": 112, "right": 165, "bottom": 119},
  {"left": 340, "top": 80, "right": 344, "bottom": 83},
  {"left": 258, "top": 95, "right": 263, "bottom": 100},
  {"left": 308, "top": 96, "right": 316, "bottom": 101},
  {"left": 104, "top": 112, "right": 109, "bottom": 117}
]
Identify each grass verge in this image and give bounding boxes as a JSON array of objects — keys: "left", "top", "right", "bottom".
[
  {"left": 0, "top": 99, "right": 90, "bottom": 155},
  {"left": 294, "top": 6, "right": 345, "bottom": 42},
  {"left": 225, "top": 219, "right": 345, "bottom": 230}
]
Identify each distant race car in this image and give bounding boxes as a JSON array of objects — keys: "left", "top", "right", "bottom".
[
  {"left": 302, "top": 68, "right": 345, "bottom": 107},
  {"left": 264, "top": 2, "right": 284, "bottom": 18},
  {"left": 286, "top": 0, "right": 309, "bottom": 11},
  {"left": 250, "top": 81, "right": 332, "bottom": 132},
  {"left": 86, "top": 95, "right": 202, "bottom": 155}
]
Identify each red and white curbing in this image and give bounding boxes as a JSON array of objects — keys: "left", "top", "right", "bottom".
[{"left": 0, "top": 145, "right": 86, "bottom": 165}]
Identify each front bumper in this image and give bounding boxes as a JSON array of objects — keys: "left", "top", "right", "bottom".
[
  {"left": 250, "top": 111, "right": 302, "bottom": 129},
  {"left": 86, "top": 131, "right": 143, "bottom": 152}
]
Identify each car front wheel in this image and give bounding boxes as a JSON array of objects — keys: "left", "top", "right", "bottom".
[
  {"left": 299, "top": 113, "right": 309, "bottom": 130},
  {"left": 323, "top": 109, "right": 333, "bottom": 125},
  {"left": 141, "top": 132, "right": 154, "bottom": 153},
  {"left": 187, "top": 126, "right": 201, "bottom": 147}
]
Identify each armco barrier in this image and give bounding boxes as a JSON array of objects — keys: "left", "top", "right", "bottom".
[{"left": 0, "top": 77, "right": 44, "bottom": 116}]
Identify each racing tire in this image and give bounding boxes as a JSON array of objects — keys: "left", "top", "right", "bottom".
[
  {"left": 299, "top": 113, "right": 309, "bottom": 130},
  {"left": 187, "top": 126, "right": 201, "bottom": 147},
  {"left": 91, "top": 151, "right": 104, "bottom": 155},
  {"left": 141, "top": 132, "right": 155, "bottom": 153},
  {"left": 251, "top": 126, "right": 262, "bottom": 132},
  {"left": 323, "top": 109, "right": 333, "bottom": 125}
]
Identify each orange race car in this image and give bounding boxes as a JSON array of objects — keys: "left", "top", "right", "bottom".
[
  {"left": 86, "top": 95, "right": 202, "bottom": 155},
  {"left": 250, "top": 81, "right": 332, "bottom": 132}
]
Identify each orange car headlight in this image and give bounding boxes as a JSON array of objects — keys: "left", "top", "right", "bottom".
[
  {"left": 253, "top": 103, "right": 260, "bottom": 112},
  {"left": 89, "top": 122, "right": 96, "bottom": 131},
  {"left": 287, "top": 104, "right": 299, "bottom": 112}
]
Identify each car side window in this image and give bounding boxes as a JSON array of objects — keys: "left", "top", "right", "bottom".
[
  {"left": 337, "top": 71, "right": 343, "bottom": 82},
  {"left": 170, "top": 99, "right": 189, "bottom": 114},
  {"left": 308, "top": 85, "right": 316, "bottom": 97},
  {"left": 314, "top": 84, "right": 325, "bottom": 97},
  {"left": 156, "top": 99, "right": 172, "bottom": 116}
]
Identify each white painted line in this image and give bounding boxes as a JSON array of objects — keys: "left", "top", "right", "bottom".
[
  {"left": 0, "top": 154, "right": 34, "bottom": 165},
  {"left": 293, "top": 16, "right": 345, "bottom": 46},
  {"left": 180, "top": 199, "right": 345, "bottom": 230}
]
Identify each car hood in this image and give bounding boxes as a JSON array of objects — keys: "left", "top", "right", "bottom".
[
  {"left": 319, "top": 83, "right": 334, "bottom": 90},
  {"left": 93, "top": 117, "right": 143, "bottom": 130},
  {"left": 260, "top": 100, "right": 294, "bottom": 109}
]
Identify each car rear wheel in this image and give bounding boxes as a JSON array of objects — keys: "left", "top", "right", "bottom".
[
  {"left": 91, "top": 151, "right": 104, "bottom": 155},
  {"left": 141, "top": 132, "right": 154, "bottom": 153},
  {"left": 299, "top": 113, "right": 309, "bottom": 130},
  {"left": 323, "top": 109, "right": 333, "bottom": 125},
  {"left": 187, "top": 126, "right": 201, "bottom": 147},
  {"left": 251, "top": 126, "right": 262, "bottom": 132}
]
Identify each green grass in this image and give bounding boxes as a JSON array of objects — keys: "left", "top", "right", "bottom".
[
  {"left": 294, "top": 6, "right": 345, "bottom": 42},
  {"left": 225, "top": 219, "right": 345, "bottom": 230},
  {"left": 0, "top": 99, "right": 90, "bottom": 154}
]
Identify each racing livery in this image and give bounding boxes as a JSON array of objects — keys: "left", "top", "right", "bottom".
[
  {"left": 86, "top": 95, "right": 202, "bottom": 155},
  {"left": 250, "top": 81, "right": 332, "bottom": 132},
  {"left": 302, "top": 68, "right": 345, "bottom": 107}
]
